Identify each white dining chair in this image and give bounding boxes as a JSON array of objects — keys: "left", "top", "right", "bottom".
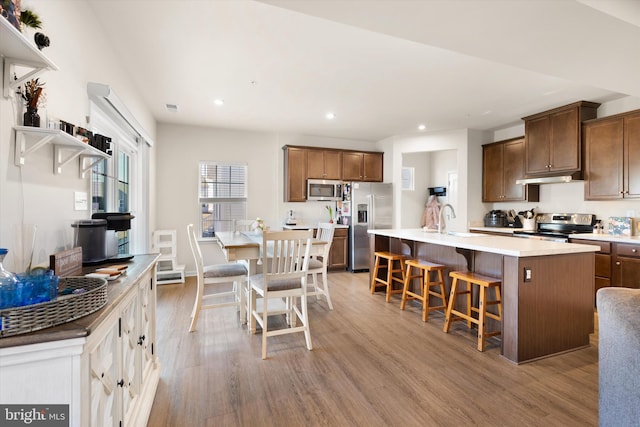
[
  {"left": 187, "top": 224, "right": 248, "bottom": 332},
  {"left": 306, "top": 222, "right": 335, "bottom": 310},
  {"left": 249, "top": 229, "right": 313, "bottom": 359}
]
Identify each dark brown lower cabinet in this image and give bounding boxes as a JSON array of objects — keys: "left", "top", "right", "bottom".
[
  {"left": 570, "top": 238, "right": 611, "bottom": 306},
  {"left": 613, "top": 243, "right": 640, "bottom": 289},
  {"left": 329, "top": 228, "right": 348, "bottom": 270}
]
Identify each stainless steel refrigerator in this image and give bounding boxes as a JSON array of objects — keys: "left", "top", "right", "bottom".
[{"left": 349, "top": 182, "right": 393, "bottom": 271}]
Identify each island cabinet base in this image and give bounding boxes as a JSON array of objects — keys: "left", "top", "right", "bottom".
[
  {"left": 371, "top": 235, "right": 595, "bottom": 364},
  {"left": 502, "top": 253, "right": 594, "bottom": 364}
]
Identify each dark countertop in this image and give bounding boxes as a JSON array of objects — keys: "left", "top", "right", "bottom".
[{"left": 0, "top": 253, "right": 159, "bottom": 349}]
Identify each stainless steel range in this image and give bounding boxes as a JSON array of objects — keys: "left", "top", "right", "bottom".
[{"left": 512, "top": 213, "right": 596, "bottom": 242}]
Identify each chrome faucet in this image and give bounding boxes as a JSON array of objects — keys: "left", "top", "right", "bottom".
[{"left": 438, "top": 204, "right": 456, "bottom": 234}]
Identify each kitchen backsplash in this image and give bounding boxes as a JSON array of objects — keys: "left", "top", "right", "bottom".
[{"left": 491, "top": 181, "right": 640, "bottom": 233}]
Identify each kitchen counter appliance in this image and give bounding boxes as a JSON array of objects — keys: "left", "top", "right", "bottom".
[
  {"left": 307, "top": 179, "right": 342, "bottom": 201},
  {"left": 484, "top": 210, "right": 507, "bottom": 227},
  {"left": 512, "top": 213, "right": 595, "bottom": 242},
  {"left": 349, "top": 182, "right": 392, "bottom": 272}
]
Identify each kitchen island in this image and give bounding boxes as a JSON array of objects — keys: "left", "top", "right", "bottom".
[{"left": 368, "top": 229, "right": 598, "bottom": 364}]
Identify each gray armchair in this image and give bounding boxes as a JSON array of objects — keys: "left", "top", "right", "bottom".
[{"left": 596, "top": 287, "right": 640, "bottom": 427}]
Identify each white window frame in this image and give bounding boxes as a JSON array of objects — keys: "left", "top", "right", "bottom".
[
  {"left": 89, "top": 102, "right": 141, "bottom": 253},
  {"left": 198, "top": 161, "right": 248, "bottom": 240}
]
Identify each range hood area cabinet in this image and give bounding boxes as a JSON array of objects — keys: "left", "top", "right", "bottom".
[
  {"left": 584, "top": 109, "right": 640, "bottom": 200},
  {"left": 522, "top": 101, "right": 600, "bottom": 178},
  {"left": 307, "top": 149, "right": 342, "bottom": 180},
  {"left": 482, "top": 137, "right": 539, "bottom": 202}
]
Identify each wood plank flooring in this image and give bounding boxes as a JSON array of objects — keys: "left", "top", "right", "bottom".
[{"left": 148, "top": 272, "right": 598, "bottom": 426}]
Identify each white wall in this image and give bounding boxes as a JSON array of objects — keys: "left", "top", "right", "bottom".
[
  {"left": 0, "top": 1, "right": 155, "bottom": 271},
  {"left": 400, "top": 151, "right": 431, "bottom": 228},
  {"left": 155, "top": 123, "right": 377, "bottom": 271},
  {"left": 399, "top": 150, "right": 459, "bottom": 228},
  {"left": 385, "top": 129, "right": 478, "bottom": 232}
]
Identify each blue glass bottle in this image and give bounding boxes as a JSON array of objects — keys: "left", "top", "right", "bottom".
[{"left": 0, "top": 248, "right": 19, "bottom": 310}]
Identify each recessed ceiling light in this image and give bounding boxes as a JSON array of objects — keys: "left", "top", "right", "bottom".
[
  {"left": 214, "top": 99, "right": 224, "bottom": 106},
  {"left": 165, "top": 103, "right": 178, "bottom": 112},
  {"left": 417, "top": 124, "right": 426, "bottom": 131},
  {"left": 325, "top": 112, "right": 336, "bottom": 120}
]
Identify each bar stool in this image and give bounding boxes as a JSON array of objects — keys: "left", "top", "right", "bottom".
[
  {"left": 400, "top": 259, "right": 447, "bottom": 322},
  {"left": 443, "top": 271, "right": 502, "bottom": 351},
  {"left": 371, "top": 251, "right": 407, "bottom": 302}
]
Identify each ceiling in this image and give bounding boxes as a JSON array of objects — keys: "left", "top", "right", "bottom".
[{"left": 87, "top": 0, "right": 640, "bottom": 142}]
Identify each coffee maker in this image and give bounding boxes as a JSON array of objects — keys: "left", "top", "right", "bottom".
[
  {"left": 285, "top": 209, "right": 297, "bottom": 225},
  {"left": 92, "top": 212, "right": 135, "bottom": 261},
  {"left": 72, "top": 213, "right": 135, "bottom": 265}
]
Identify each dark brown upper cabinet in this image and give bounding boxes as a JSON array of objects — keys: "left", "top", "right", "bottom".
[
  {"left": 483, "top": 137, "right": 539, "bottom": 202},
  {"left": 342, "top": 151, "right": 383, "bottom": 182},
  {"left": 307, "top": 149, "right": 342, "bottom": 180},
  {"left": 523, "top": 101, "right": 599, "bottom": 177},
  {"left": 584, "top": 110, "right": 640, "bottom": 200}
]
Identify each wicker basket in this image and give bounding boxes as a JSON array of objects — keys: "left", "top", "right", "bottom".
[{"left": 0, "top": 277, "right": 108, "bottom": 337}]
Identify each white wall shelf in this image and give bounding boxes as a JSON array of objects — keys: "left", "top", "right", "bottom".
[
  {"left": 14, "top": 126, "right": 111, "bottom": 177},
  {"left": 1, "top": 17, "right": 58, "bottom": 97}
]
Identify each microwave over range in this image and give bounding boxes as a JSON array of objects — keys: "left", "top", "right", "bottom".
[{"left": 307, "top": 179, "right": 342, "bottom": 201}]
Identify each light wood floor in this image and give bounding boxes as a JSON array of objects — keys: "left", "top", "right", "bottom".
[{"left": 148, "top": 272, "right": 598, "bottom": 426}]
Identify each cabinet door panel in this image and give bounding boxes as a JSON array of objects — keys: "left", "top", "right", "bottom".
[
  {"left": 121, "top": 293, "right": 140, "bottom": 426},
  {"left": 363, "top": 153, "right": 383, "bottom": 182},
  {"left": 139, "top": 276, "right": 155, "bottom": 383},
  {"left": 525, "top": 116, "right": 550, "bottom": 174},
  {"left": 550, "top": 107, "right": 579, "bottom": 172},
  {"left": 306, "top": 150, "right": 325, "bottom": 179},
  {"left": 285, "top": 148, "right": 307, "bottom": 202},
  {"left": 615, "top": 256, "right": 640, "bottom": 288},
  {"left": 502, "top": 139, "right": 526, "bottom": 200},
  {"left": 89, "top": 321, "right": 119, "bottom": 427},
  {"left": 595, "top": 253, "right": 611, "bottom": 278},
  {"left": 584, "top": 118, "right": 623, "bottom": 200},
  {"left": 482, "top": 143, "right": 503, "bottom": 202},
  {"left": 342, "top": 152, "right": 363, "bottom": 181},
  {"left": 324, "top": 151, "right": 342, "bottom": 179},
  {"left": 625, "top": 113, "right": 640, "bottom": 198},
  {"left": 329, "top": 228, "right": 348, "bottom": 269}
]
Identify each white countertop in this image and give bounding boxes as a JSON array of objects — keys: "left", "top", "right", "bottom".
[
  {"left": 469, "top": 226, "right": 518, "bottom": 234},
  {"left": 566, "top": 233, "right": 640, "bottom": 244},
  {"left": 368, "top": 228, "right": 599, "bottom": 257},
  {"left": 469, "top": 227, "right": 640, "bottom": 245},
  {"left": 283, "top": 223, "right": 349, "bottom": 230}
]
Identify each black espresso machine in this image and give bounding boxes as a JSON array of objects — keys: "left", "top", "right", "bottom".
[{"left": 72, "top": 212, "right": 135, "bottom": 265}]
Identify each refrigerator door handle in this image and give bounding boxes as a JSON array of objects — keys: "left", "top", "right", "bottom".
[{"left": 370, "top": 194, "right": 375, "bottom": 229}]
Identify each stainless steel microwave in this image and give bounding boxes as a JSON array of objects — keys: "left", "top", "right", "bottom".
[{"left": 307, "top": 179, "right": 342, "bottom": 201}]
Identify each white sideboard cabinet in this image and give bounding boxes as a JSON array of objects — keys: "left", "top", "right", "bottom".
[{"left": 0, "top": 254, "right": 160, "bottom": 427}]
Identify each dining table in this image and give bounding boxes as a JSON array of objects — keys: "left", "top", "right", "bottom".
[
  {"left": 215, "top": 230, "right": 327, "bottom": 274},
  {"left": 215, "top": 230, "right": 329, "bottom": 331}
]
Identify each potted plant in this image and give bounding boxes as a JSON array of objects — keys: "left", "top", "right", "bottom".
[
  {"left": 20, "top": 8, "right": 42, "bottom": 31},
  {"left": 21, "top": 78, "right": 45, "bottom": 127}
]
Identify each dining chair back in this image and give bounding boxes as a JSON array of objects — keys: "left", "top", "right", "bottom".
[
  {"left": 187, "top": 224, "right": 247, "bottom": 332},
  {"left": 307, "top": 222, "right": 335, "bottom": 309},
  {"left": 249, "top": 229, "right": 313, "bottom": 359}
]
